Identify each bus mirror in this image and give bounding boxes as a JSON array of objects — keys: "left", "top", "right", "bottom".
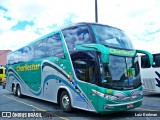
[
  {"left": 136, "top": 49, "right": 153, "bottom": 65},
  {"left": 75, "top": 44, "right": 109, "bottom": 63}
]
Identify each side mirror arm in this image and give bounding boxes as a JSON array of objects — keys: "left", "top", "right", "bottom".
[
  {"left": 75, "top": 44, "right": 109, "bottom": 63},
  {"left": 136, "top": 49, "right": 153, "bottom": 65}
]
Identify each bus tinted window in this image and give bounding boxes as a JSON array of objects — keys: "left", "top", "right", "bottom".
[
  {"left": 35, "top": 40, "right": 46, "bottom": 59},
  {"left": 25, "top": 45, "right": 35, "bottom": 61},
  {"left": 141, "top": 56, "right": 151, "bottom": 68},
  {"left": 153, "top": 54, "right": 160, "bottom": 68},
  {"left": 7, "top": 54, "right": 14, "bottom": 65},
  {"left": 71, "top": 51, "right": 97, "bottom": 84},
  {"left": 7, "top": 32, "right": 64, "bottom": 65},
  {"left": 8, "top": 53, "right": 13, "bottom": 64},
  {"left": 17, "top": 48, "right": 26, "bottom": 62},
  {"left": 62, "top": 25, "right": 92, "bottom": 52},
  {"left": 46, "top": 33, "right": 64, "bottom": 58},
  {"left": 14, "top": 51, "right": 20, "bottom": 64},
  {"left": 91, "top": 24, "right": 134, "bottom": 50}
]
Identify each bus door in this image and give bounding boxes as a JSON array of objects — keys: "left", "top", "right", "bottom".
[{"left": 72, "top": 51, "right": 98, "bottom": 110}]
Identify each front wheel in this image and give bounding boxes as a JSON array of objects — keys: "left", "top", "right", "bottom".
[{"left": 60, "top": 91, "right": 73, "bottom": 112}]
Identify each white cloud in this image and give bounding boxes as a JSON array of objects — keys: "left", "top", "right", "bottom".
[
  {"left": 0, "top": 29, "right": 39, "bottom": 50},
  {"left": 0, "top": 0, "right": 95, "bottom": 50},
  {"left": 97, "top": 0, "right": 160, "bottom": 53},
  {"left": 1, "top": 0, "right": 95, "bottom": 26},
  {"left": 132, "top": 39, "right": 160, "bottom": 53},
  {"left": 0, "top": 0, "right": 160, "bottom": 53},
  {"left": 0, "top": 10, "right": 17, "bottom": 33}
]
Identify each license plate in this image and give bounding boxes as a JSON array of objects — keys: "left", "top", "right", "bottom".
[{"left": 127, "top": 103, "right": 133, "bottom": 108}]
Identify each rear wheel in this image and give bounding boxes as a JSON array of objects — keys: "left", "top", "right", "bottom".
[
  {"left": 60, "top": 91, "right": 73, "bottom": 112},
  {"left": 13, "top": 85, "right": 17, "bottom": 96},
  {"left": 17, "top": 85, "right": 23, "bottom": 98}
]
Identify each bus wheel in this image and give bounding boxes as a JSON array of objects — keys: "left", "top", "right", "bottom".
[
  {"left": 60, "top": 91, "right": 73, "bottom": 112},
  {"left": 13, "top": 85, "right": 17, "bottom": 96},
  {"left": 17, "top": 85, "right": 22, "bottom": 98}
]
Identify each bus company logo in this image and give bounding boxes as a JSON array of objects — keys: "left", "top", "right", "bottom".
[
  {"left": 130, "top": 90, "right": 142, "bottom": 100},
  {"left": 109, "top": 48, "right": 135, "bottom": 56},
  {"left": 16, "top": 64, "right": 40, "bottom": 72},
  {"left": 2, "top": 112, "right": 11, "bottom": 118}
]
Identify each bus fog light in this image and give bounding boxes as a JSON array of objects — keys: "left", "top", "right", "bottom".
[
  {"left": 104, "top": 105, "right": 108, "bottom": 110},
  {"left": 104, "top": 105, "right": 115, "bottom": 110}
]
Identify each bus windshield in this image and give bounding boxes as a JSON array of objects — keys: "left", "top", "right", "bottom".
[
  {"left": 101, "top": 55, "right": 141, "bottom": 90},
  {"left": 91, "top": 24, "right": 134, "bottom": 50}
]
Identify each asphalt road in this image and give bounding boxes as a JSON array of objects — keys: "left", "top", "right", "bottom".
[{"left": 0, "top": 85, "right": 160, "bottom": 120}]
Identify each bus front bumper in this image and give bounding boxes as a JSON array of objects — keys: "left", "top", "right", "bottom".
[{"left": 99, "top": 99, "right": 142, "bottom": 114}]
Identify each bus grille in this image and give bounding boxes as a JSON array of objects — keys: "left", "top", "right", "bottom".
[{"left": 142, "top": 78, "right": 155, "bottom": 91}]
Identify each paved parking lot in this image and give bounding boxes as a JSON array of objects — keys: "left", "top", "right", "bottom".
[{"left": 0, "top": 85, "right": 160, "bottom": 120}]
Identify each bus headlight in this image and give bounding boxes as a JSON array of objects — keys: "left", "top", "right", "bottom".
[
  {"left": 92, "top": 89, "right": 118, "bottom": 101},
  {"left": 104, "top": 94, "right": 117, "bottom": 101}
]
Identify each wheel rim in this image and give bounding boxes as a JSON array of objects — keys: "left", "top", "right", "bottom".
[
  {"left": 62, "top": 95, "right": 70, "bottom": 109},
  {"left": 17, "top": 87, "right": 20, "bottom": 96},
  {"left": 13, "top": 87, "right": 16, "bottom": 94}
]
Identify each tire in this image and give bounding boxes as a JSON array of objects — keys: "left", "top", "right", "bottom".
[
  {"left": 17, "top": 85, "right": 23, "bottom": 98},
  {"left": 60, "top": 91, "right": 73, "bottom": 112},
  {"left": 13, "top": 85, "right": 17, "bottom": 96}
]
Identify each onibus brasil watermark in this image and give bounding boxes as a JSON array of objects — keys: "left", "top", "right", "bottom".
[{"left": 1, "top": 112, "right": 43, "bottom": 118}]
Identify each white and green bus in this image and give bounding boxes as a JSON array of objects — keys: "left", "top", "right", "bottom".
[{"left": 6, "top": 22, "right": 153, "bottom": 114}]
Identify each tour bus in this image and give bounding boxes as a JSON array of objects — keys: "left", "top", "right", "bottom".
[
  {"left": 6, "top": 22, "right": 153, "bottom": 114},
  {"left": 0, "top": 67, "right": 6, "bottom": 83},
  {"left": 139, "top": 53, "right": 160, "bottom": 93}
]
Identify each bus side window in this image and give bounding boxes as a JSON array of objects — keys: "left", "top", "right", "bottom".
[
  {"left": 74, "top": 59, "right": 87, "bottom": 82},
  {"left": 25, "top": 45, "right": 35, "bottom": 61},
  {"left": 71, "top": 51, "right": 97, "bottom": 84},
  {"left": 46, "top": 33, "right": 65, "bottom": 58},
  {"left": 35, "top": 40, "right": 46, "bottom": 59},
  {"left": 153, "top": 54, "right": 160, "bottom": 68},
  {"left": 62, "top": 25, "right": 92, "bottom": 52},
  {"left": 74, "top": 59, "right": 96, "bottom": 84},
  {"left": 141, "top": 56, "right": 151, "bottom": 68}
]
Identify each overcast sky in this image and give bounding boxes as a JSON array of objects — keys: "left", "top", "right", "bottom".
[{"left": 0, "top": 0, "right": 160, "bottom": 52}]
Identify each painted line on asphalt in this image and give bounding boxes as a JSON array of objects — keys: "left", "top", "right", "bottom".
[
  {"left": 4, "top": 95, "right": 68, "bottom": 120},
  {"left": 135, "top": 107, "right": 158, "bottom": 111},
  {"left": 144, "top": 97, "right": 160, "bottom": 101}
]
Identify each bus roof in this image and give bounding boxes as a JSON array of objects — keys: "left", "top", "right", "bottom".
[
  {"left": 61, "top": 22, "right": 122, "bottom": 31},
  {"left": 8, "top": 22, "right": 122, "bottom": 55}
]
